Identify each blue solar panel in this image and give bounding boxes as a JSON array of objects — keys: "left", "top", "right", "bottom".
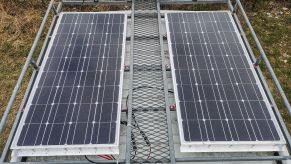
[
  {"left": 167, "top": 12, "right": 282, "bottom": 143},
  {"left": 15, "top": 13, "right": 125, "bottom": 147}
]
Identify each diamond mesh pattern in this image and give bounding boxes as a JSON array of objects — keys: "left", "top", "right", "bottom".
[
  {"left": 131, "top": 111, "right": 170, "bottom": 163},
  {"left": 132, "top": 86, "right": 165, "bottom": 110},
  {"left": 129, "top": 0, "right": 171, "bottom": 162},
  {"left": 133, "top": 39, "right": 161, "bottom": 68},
  {"left": 134, "top": 13, "right": 159, "bottom": 37},
  {"left": 133, "top": 71, "right": 164, "bottom": 88},
  {"left": 135, "top": 0, "right": 157, "bottom": 10}
]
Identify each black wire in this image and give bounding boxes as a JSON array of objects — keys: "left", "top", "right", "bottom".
[
  {"left": 85, "top": 155, "right": 105, "bottom": 164},
  {"left": 168, "top": 89, "right": 174, "bottom": 93},
  {"left": 126, "top": 86, "right": 174, "bottom": 110},
  {"left": 121, "top": 121, "right": 137, "bottom": 160},
  {"left": 111, "top": 155, "right": 115, "bottom": 160},
  {"left": 85, "top": 155, "right": 120, "bottom": 164},
  {"left": 125, "top": 86, "right": 174, "bottom": 160},
  {"left": 84, "top": 87, "right": 160, "bottom": 164}
]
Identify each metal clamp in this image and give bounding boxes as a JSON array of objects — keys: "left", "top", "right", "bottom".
[
  {"left": 30, "top": 59, "right": 39, "bottom": 70},
  {"left": 165, "top": 64, "right": 171, "bottom": 71},
  {"left": 232, "top": 2, "right": 238, "bottom": 14}
]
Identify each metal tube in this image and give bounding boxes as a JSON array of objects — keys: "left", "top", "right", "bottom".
[
  {"left": 125, "top": 0, "right": 135, "bottom": 163},
  {"left": 227, "top": 0, "right": 233, "bottom": 11},
  {"left": 3, "top": 160, "right": 125, "bottom": 164},
  {"left": 0, "top": 0, "right": 55, "bottom": 134},
  {"left": 229, "top": 4, "right": 291, "bottom": 151},
  {"left": 0, "top": 108, "right": 22, "bottom": 163},
  {"left": 232, "top": 2, "right": 238, "bottom": 13},
  {"left": 234, "top": 0, "right": 291, "bottom": 116},
  {"left": 52, "top": 4, "right": 59, "bottom": 16},
  {"left": 157, "top": 1, "right": 175, "bottom": 163},
  {"left": 176, "top": 156, "right": 291, "bottom": 162},
  {"left": 37, "top": 2, "right": 62, "bottom": 67},
  {"left": 0, "top": 2, "right": 63, "bottom": 162},
  {"left": 61, "top": 1, "right": 128, "bottom": 6}
]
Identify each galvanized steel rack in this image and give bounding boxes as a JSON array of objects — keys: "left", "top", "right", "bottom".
[{"left": 1, "top": 0, "right": 291, "bottom": 163}]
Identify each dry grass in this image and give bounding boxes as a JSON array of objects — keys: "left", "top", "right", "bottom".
[
  {"left": 0, "top": 0, "right": 48, "bottom": 154},
  {"left": 240, "top": 0, "right": 291, "bottom": 129}
]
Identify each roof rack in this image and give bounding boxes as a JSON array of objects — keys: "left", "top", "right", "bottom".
[{"left": 1, "top": 0, "right": 291, "bottom": 163}]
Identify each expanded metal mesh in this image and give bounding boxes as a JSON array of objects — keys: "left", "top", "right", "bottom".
[
  {"left": 133, "top": 39, "right": 162, "bottom": 70},
  {"left": 134, "top": 13, "right": 159, "bottom": 37},
  {"left": 129, "top": 0, "right": 171, "bottom": 162},
  {"left": 131, "top": 111, "right": 170, "bottom": 163},
  {"left": 135, "top": 0, "right": 157, "bottom": 10}
]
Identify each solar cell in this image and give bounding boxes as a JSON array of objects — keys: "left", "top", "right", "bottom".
[
  {"left": 12, "top": 12, "right": 126, "bottom": 155},
  {"left": 166, "top": 11, "right": 284, "bottom": 152}
]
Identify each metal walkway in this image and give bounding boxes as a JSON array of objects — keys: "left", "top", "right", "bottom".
[{"left": 126, "top": 0, "right": 173, "bottom": 163}]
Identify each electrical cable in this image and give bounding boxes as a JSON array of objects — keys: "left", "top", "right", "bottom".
[
  {"left": 104, "top": 155, "right": 113, "bottom": 160},
  {"left": 121, "top": 120, "right": 137, "bottom": 159},
  {"left": 111, "top": 155, "right": 115, "bottom": 160},
  {"left": 85, "top": 155, "right": 112, "bottom": 164},
  {"left": 97, "top": 155, "right": 111, "bottom": 160},
  {"left": 147, "top": 145, "right": 152, "bottom": 160},
  {"left": 125, "top": 86, "right": 174, "bottom": 160},
  {"left": 85, "top": 155, "right": 99, "bottom": 164}
]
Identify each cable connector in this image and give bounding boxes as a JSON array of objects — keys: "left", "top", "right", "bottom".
[
  {"left": 124, "top": 65, "right": 130, "bottom": 72},
  {"left": 169, "top": 104, "right": 176, "bottom": 111},
  {"left": 165, "top": 64, "right": 171, "bottom": 71}
]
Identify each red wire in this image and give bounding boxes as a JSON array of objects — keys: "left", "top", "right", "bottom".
[
  {"left": 97, "top": 155, "right": 109, "bottom": 160},
  {"left": 104, "top": 155, "right": 113, "bottom": 160},
  {"left": 97, "top": 155, "right": 112, "bottom": 160},
  {"left": 147, "top": 145, "right": 151, "bottom": 160}
]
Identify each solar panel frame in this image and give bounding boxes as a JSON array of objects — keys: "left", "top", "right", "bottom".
[
  {"left": 160, "top": 0, "right": 227, "bottom": 4},
  {"left": 62, "top": 0, "right": 127, "bottom": 4},
  {"left": 11, "top": 12, "right": 127, "bottom": 156},
  {"left": 165, "top": 11, "right": 285, "bottom": 152}
]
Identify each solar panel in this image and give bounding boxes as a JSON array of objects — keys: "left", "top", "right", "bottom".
[
  {"left": 12, "top": 12, "right": 126, "bottom": 156},
  {"left": 166, "top": 11, "right": 285, "bottom": 152}
]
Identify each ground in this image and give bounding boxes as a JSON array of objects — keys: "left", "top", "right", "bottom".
[{"left": 0, "top": 0, "right": 290, "bottom": 154}]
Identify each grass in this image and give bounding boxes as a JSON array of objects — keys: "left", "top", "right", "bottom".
[
  {"left": 0, "top": 0, "right": 290, "bottom": 157},
  {"left": 240, "top": 0, "right": 291, "bottom": 129},
  {"left": 0, "top": 0, "right": 48, "bottom": 154}
]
